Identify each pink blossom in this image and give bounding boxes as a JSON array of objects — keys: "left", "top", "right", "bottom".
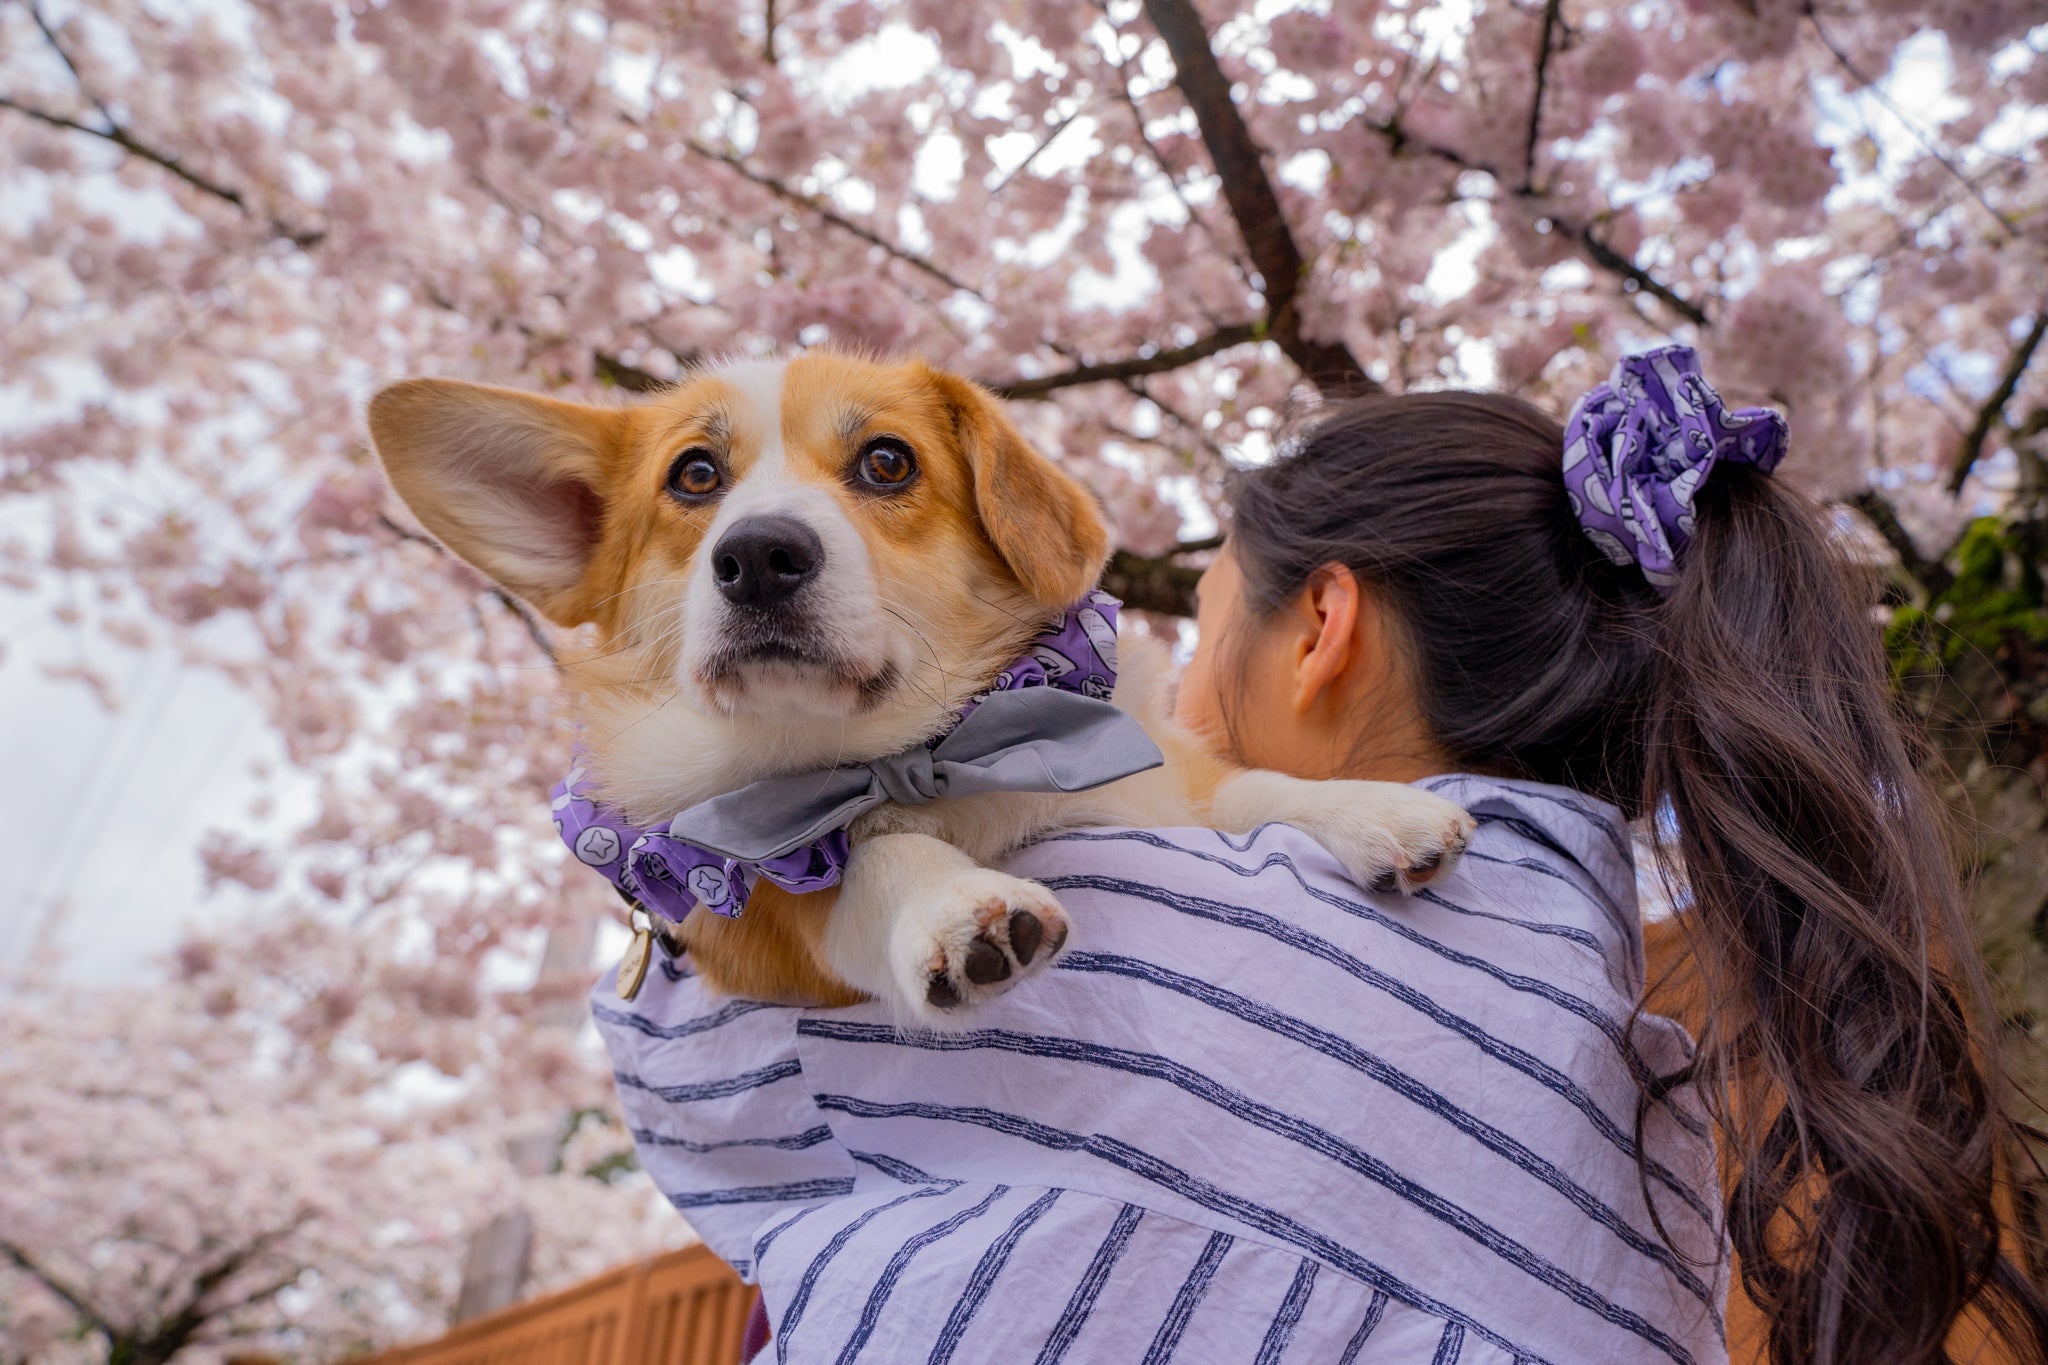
[
  {"left": 1091, "top": 465, "right": 1184, "bottom": 558},
  {"left": 198, "top": 834, "right": 281, "bottom": 892},
  {"left": 1709, "top": 268, "right": 1854, "bottom": 410},
  {"left": 1574, "top": 25, "right": 1647, "bottom": 101}
]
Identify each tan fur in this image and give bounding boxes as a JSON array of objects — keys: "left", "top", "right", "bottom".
[
  {"left": 678, "top": 884, "right": 865, "bottom": 1007},
  {"left": 925, "top": 367, "right": 1112, "bottom": 609},
  {"left": 371, "top": 349, "right": 1474, "bottom": 1018}
]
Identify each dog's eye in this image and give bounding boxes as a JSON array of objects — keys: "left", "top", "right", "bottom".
[
  {"left": 665, "top": 449, "right": 722, "bottom": 501},
  {"left": 856, "top": 438, "right": 917, "bottom": 490}
]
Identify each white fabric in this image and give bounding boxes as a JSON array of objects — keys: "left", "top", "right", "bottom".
[{"left": 594, "top": 775, "right": 1728, "bottom": 1365}]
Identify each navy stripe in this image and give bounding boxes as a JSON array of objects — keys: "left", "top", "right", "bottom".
[
  {"left": 753, "top": 1201, "right": 830, "bottom": 1265},
  {"left": 1032, "top": 1203, "right": 1145, "bottom": 1365},
  {"left": 1412, "top": 886, "right": 1604, "bottom": 953},
  {"left": 802, "top": 1017, "right": 1713, "bottom": 1322},
  {"left": 777, "top": 1185, "right": 952, "bottom": 1354},
  {"left": 1045, "top": 829, "right": 1605, "bottom": 956},
  {"left": 1337, "top": 1291, "right": 1391, "bottom": 1365},
  {"left": 613, "top": 1059, "right": 801, "bottom": 1102},
  {"left": 670, "top": 1177, "right": 854, "bottom": 1210},
  {"left": 1140, "top": 1231, "right": 1232, "bottom": 1365},
  {"left": 1040, "top": 857, "right": 1633, "bottom": 1052},
  {"left": 851, "top": 1149, "right": 949, "bottom": 1186},
  {"left": 1460, "top": 848, "right": 1629, "bottom": 928},
  {"left": 1254, "top": 1260, "right": 1317, "bottom": 1365},
  {"left": 1430, "top": 781, "right": 1647, "bottom": 986},
  {"left": 928, "top": 1189, "right": 1062, "bottom": 1365},
  {"left": 1015, "top": 962, "right": 1714, "bottom": 1298},
  {"left": 835, "top": 1187, "right": 1008, "bottom": 1365},
  {"left": 1042, "top": 870, "right": 1718, "bottom": 1228},
  {"left": 816, "top": 1094, "right": 1576, "bottom": 1365},
  {"left": 1433, "top": 1322, "right": 1466, "bottom": 1365},
  {"left": 1456, "top": 845, "right": 1643, "bottom": 975},
  {"left": 630, "top": 1125, "right": 834, "bottom": 1154},
  {"left": 1508, "top": 784, "right": 1634, "bottom": 862},
  {"left": 591, "top": 996, "right": 782, "bottom": 1040},
  {"left": 1209, "top": 827, "right": 1266, "bottom": 853},
  {"left": 1443, "top": 805, "right": 1586, "bottom": 868}
]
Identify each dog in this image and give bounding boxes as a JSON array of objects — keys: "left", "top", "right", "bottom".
[{"left": 368, "top": 351, "right": 1475, "bottom": 1024}]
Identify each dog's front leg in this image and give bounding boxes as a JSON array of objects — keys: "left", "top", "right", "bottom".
[
  {"left": 1211, "top": 769, "right": 1477, "bottom": 894},
  {"left": 824, "top": 813, "right": 1070, "bottom": 1027}
]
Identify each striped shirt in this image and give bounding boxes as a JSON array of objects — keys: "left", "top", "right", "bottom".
[{"left": 594, "top": 774, "right": 1727, "bottom": 1364}]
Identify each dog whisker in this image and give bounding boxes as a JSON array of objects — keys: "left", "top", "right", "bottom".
[{"left": 584, "top": 575, "right": 698, "bottom": 614}]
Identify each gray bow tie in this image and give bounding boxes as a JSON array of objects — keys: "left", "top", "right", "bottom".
[{"left": 667, "top": 687, "right": 1165, "bottom": 862}]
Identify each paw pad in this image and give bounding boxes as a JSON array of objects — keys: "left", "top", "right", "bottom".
[{"left": 917, "top": 894, "right": 1068, "bottom": 1013}]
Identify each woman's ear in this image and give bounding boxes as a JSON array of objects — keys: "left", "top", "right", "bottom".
[
  {"left": 367, "top": 379, "right": 628, "bottom": 626},
  {"left": 1288, "top": 564, "right": 1364, "bottom": 715},
  {"left": 927, "top": 369, "right": 1111, "bottom": 608}
]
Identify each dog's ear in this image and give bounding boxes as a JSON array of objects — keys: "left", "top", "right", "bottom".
[
  {"left": 930, "top": 370, "right": 1111, "bottom": 609},
  {"left": 367, "top": 379, "right": 628, "bottom": 626}
]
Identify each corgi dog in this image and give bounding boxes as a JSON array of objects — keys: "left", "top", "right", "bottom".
[{"left": 368, "top": 352, "right": 1474, "bottom": 1024}]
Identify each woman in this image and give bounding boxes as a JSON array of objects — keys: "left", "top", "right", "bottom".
[{"left": 593, "top": 349, "right": 2047, "bottom": 1363}]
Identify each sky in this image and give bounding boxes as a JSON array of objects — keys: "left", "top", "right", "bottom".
[{"left": 0, "top": 617, "right": 289, "bottom": 983}]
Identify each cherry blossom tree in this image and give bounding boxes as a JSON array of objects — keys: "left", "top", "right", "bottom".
[
  {"left": 0, "top": 916, "right": 685, "bottom": 1365},
  {"left": 4, "top": 0, "right": 2048, "bottom": 1354}
]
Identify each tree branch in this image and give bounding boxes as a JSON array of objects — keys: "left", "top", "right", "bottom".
[
  {"left": 26, "top": 0, "right": 114, "bottom": 127},
  {"left": 685, "top": 139, "right": 983, "bottom": 300},
  {"left": 137, "top": 1234, "right": 292, "bottom": 1365},
  {"left": 487, "top": 589, "right": 558, "bottom": 664},
  {"left": 991, "top": 322, "right": 1263, "bottom": 400},
  {"left": 0, "top": 96, "right": 323, "bottom": 249},
  {"left": 1948, "top": 311, "right": 2048, "bottom": 493},
  {"left": 1803, "top": 3, "right": 2018, "bottom": 240},
  {"left": 0, "top": 1241, "right": 115, "bottom": 1337},
  {"left": 1098, "top": 34, "right": 1242, "bottom": 278},
  {"left": 1572, "top": 224, "right": 1710, "bottom": 327},
  {"left": 989, "top": 106, "right": 1086, "bottom": 196},
  {"left": 377, "top": 515, "right": 558, "bottom": 663},
  {"left": 1521, "top": 0, "right": 1564, "bottom": 193},
  {"left": 0, "top": 96, "right": 233, "bottom": 210},
  {"left": 192, "top": 1269, "right": 304, "bottom": 1322},
  {"left": 1100, "top": 538, "right": 1217, "bottom": 616},
  {"left": 1358, "top": 114, "right": 1713, "bottom": 329},
  {"left": 593, "top": 351, "right": 669, "bottom": 393},
  {"left": 1138, "top": 0, "right": 1374, "bottom": 394},
  {"left": 1849, "top": 488, "right": 1954, "bottom": 598}
]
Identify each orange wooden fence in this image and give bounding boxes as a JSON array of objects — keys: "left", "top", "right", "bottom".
[{"left": 363, "top": 1245, "right": 755, "bottom": 1365}]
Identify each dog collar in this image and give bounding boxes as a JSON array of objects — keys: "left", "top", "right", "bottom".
[{"left": 550, "top": 591, "right": 1160, "bottom": 922}]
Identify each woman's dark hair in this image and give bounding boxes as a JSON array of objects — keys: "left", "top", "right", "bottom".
[{"left": 1223, "top": 390, "right": 2048, "bottom": 1364}]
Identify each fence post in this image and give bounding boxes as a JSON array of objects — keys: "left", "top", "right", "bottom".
[{"left": 609, "top": 1253, "right": 655, "bottom": 1365}]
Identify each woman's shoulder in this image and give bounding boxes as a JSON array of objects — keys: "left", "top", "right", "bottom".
[{"left": 1006, "top": 773, "right": 1647, "bottom": 1005}]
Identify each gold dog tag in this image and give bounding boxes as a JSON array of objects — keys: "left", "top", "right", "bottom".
[{"left": 616, "top": 926, "right": 653, "bottom": 1001}]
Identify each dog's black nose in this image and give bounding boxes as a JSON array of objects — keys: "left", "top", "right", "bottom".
[{"left": 711, "top": 515, "right": 822, "bottom": 608}]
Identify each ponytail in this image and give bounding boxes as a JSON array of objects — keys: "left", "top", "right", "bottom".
[
  {"left": 1227, "top": 388, "right": 2048, "bottom": 1364},
  {"left": 1650, "top": 467, "right": 2047, "bottom": 1363}
]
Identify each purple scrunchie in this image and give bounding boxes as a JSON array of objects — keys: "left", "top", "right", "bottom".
[{"left": 1563, "top": 345, "right": 1788, "bottom": 592}]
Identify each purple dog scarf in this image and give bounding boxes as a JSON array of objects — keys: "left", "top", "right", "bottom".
[
  {"left": 551, "top": 592, "right": 1157, "bottom": 922},
  {"left": 1563, "top": 345, "right": 1788, "bottom": 592}
]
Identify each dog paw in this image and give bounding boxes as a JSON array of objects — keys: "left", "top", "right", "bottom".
[
  {"left": 1299, "top": 783, "right": 1477, "bottom": 897},
  {"left": 892, "top": 870, "right": 1070, "bottom": 1023}
]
